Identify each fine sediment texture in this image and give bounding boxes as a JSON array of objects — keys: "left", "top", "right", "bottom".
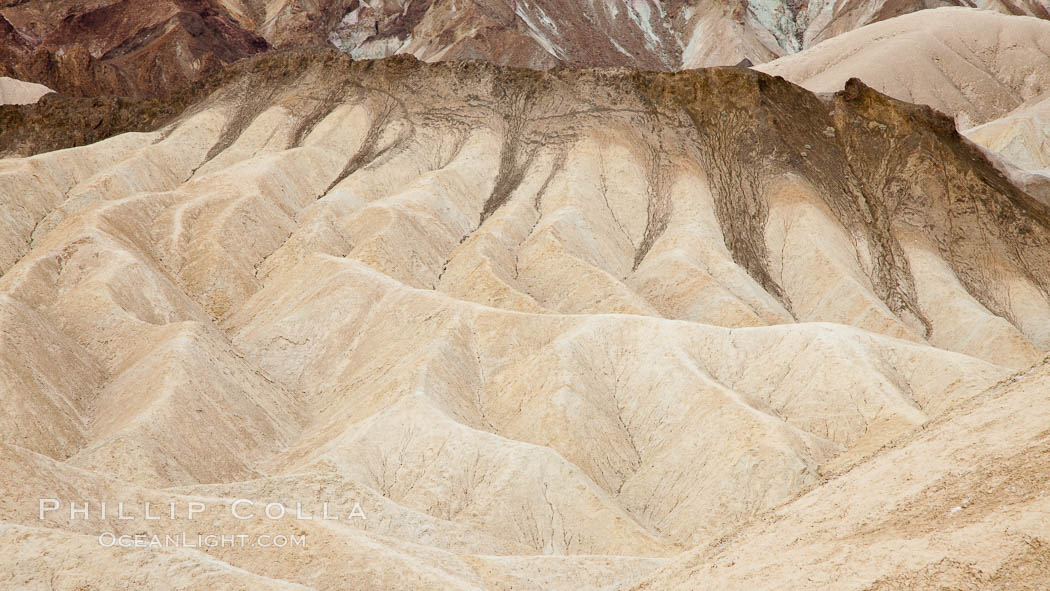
[{"left": 2, "top": 47, "right": 1050, "bottom": 589}]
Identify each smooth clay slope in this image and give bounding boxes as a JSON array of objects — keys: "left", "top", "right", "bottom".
[
  {"left": 2, "top": 51, "right": 1050, "bottom": 589},
  {"left": 0, "top": 77, "right": 51, "bottom": 106},
  {"left": 634, "top": 353, "right": 1050, "bottom": 590},
  {"left": 758, "top": 7, "right": 1050, "bottom": 128},
  {"left": 963, "top": 91, "right": 1050, "bottom": 210}
]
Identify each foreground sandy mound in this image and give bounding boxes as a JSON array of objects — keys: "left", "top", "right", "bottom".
[{"left": 634, "top": 354, "right": 1050, "bottom": 590}]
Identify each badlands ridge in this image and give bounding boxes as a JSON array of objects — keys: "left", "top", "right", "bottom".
[
  {"left": 3, "top": 0, "right": 1050, "bottom": 99},
  {"left": 1, "top": 8, "right": 1050, "bottom": 591}
]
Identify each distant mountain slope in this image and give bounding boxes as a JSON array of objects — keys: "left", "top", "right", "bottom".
[
  {"left": 800, "top": 0, "right": 1049, "bottom": 48},
  {"left": 0, "top": 0, "right": 268, "bottom": 98},
  {"left": 966, "top": 92, "right": 1050, "bottom": 205},
  {"left": 968, "top": 93, "right": 1050, "bottom": 172},
  {"left": 0, "top": 76, "right": 50, "bottom": 105},
  {"left": 321, "top": 0, "right": 1050, "bottom": 70},
  {"left": 5, "top": 1, "right": 1048, "bottom": 101},
  {"left": 328, "top": 0, "right": 685, "bottom": 70},
  {"left": 757, "top": 7, "right": 1050, "bottom": 127}
]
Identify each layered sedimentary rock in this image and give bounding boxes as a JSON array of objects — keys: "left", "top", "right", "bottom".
[{"left": 1, "top": 49, "right": 1049, "bottom": 588}]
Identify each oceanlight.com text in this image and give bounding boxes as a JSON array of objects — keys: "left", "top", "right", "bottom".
[{"left": 97, "top": 531, "right": 307, "bottom": 549}]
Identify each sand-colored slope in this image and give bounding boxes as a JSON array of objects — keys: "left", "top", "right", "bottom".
[
  {"left": 965, "top": 92, "right": 1050, "bottom": 206},
  {"left": 967, "top": 93, "right": 1050, "bottom": 172},
  {"left": 0, "top": 441, "right": 667, "bottom": 589},
  {"left": 228, "top": 253, "right": 1005, "bottom": 547},
  {"left": 0, "top": 76, "right": 50, "bottom": 105},
  {"left": 2, "top": 51, "right": 1050, "bottom": 589},
  {"left": 758, "top": 7, "right": 1050, "bottom": 127},
  {"left": 634, "top": 355, "right": 1050, "bottom": 590},
  {"left": 801, "top": 0, "right": 1050, "bottom": 48}
]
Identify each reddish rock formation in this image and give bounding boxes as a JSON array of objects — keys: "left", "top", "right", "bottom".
[{"left": 0, "top": 0, "right": 268, "bottom": 98}]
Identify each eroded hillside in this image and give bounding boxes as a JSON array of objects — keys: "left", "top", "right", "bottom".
[{"left": 1, "top": 49, "right": 1049, "bottom": 589}]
